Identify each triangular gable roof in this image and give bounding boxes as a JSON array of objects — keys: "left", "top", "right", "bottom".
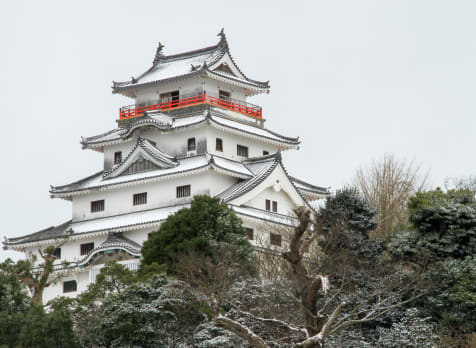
[
  {"left": 103, "top": 137, "right": 177, "bottom": 180},
  {"left": 112, "top": 29, "right": 269, "bottom": 95},
  {"left": 218, "top": 152, "right": 324, "bottom": 210}
]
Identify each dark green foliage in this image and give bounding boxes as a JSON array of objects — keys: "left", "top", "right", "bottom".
[
  {"left": 389, "top": 188, "right": 476, "bottom": 335},
  {"left": 141, "top": 195, "right": 252, "bottom": 270},
  {"left": 424, "top": 257, "right": 476, "bottom": 333},
  {"left": 390, "top": 188, "right": 476, "bottom": 261},
  {"left": 17, "top": 299, "right": 78, "bottom": 348},
  {"left": 316, "top": 188, "right": 381, "bottom": 272},
  {"left": 0, "top": 259, "right": 32, "bottom": 348},
  {"left": 82, "top": 275, "right": 207, "bottom": 347}
]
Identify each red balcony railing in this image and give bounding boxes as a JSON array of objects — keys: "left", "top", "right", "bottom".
[{"left": 119, "top": 93, "right": 262, "bottom": 120}]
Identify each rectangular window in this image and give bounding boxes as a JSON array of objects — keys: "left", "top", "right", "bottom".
[
  {"left": 237, "top": 145, "right": 248, "bottom": 158},
  {"left": 270, "top": 233, "right": 282, "bottom": 247},
  {"left": 53, "top": 247, "right": 61, "bottom": 259},
  {"left": 90, "top": 200, "right": 105, "bottom": 213},
  {"left": 80, "top": 242, "right": 94, "bottom": 256},
  {"left": 133, "top": 192, "right": 147, "bottom": 206},
  {"left": 272, "top": 201, "right": 278, "bottom": 213},
  {"left": 245, "top": 228, "right": 254, "bottom": 240},
  {"left": 263, "top": 150, "right": 269, "bottom": 156},
  {"left": 63, "top": 280, "right": 77, "bottom": 293},
  {"left": 114, "top": 151, "right": 122, "bottom": 165},
  {"left": 176, "top": 184, "right": 191, "bottom": 198},
  {"left": 187, "top": 138, "right": 196, "bottom": 151},
  {"left": 265, "top": 199, "right": 271, "bottom": 211},
  {"left": 216, "top": 138, "right": 223, "bottom": 152}
]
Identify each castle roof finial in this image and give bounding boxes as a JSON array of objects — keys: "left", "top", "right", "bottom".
[
  {"left": 153, "top": 42, "right": 165, "bottom": 65},
  {"left": 217, "top": 28, "right": 228, "bottom": 49}
]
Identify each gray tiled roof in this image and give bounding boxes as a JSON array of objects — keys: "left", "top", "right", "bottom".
[
  {"left": 81, "top": 111, "right": 299, "bottom": 149},
  {"left": 112, "top": 30, "right": 269, "bottom": 93},
  {"left": 3, "top": 220, "right": 72, "bottom": 247}
]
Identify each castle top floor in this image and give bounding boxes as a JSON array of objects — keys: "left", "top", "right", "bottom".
[{"left": 112, "top": 30, "right": 269, "bottom": 126}]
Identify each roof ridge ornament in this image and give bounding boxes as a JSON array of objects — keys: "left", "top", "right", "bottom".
[
  {"left": 217, "top": 28, "right": 228, "bottom": 50},
  {"left": 153, "top": 42, "right": 165, "bottom": 66}
]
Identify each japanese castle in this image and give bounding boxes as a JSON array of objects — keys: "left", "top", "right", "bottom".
[{"left": 4, "top": 30, "right": 329, "bottom": 303}]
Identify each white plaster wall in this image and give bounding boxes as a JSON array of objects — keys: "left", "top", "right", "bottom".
[
  {"left": 246, "top": 187, "right": 298, "bottom": 216},
  {"left": 72, "top": 170, "right": 237, "bottom": 221},
  {"left": 133, "top": 77, "right": 250, "bottom": 106},
  {"left": 205, "top": 126, "right": 277, "bottom": 159}
]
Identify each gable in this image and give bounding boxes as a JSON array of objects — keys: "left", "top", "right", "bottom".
[
  {"left": 213, "top": 62, "right": 236, "bottom": 77},
  {"left": 228, "top": 163, "right": 308, "bottom": 209},
  {"left": 119, "top": 156, "right": 160, "bottom": 177},
  {"left": 209, "top": 52, "right": 246, "bottom": 80}
]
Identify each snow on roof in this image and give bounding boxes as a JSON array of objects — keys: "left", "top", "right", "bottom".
[
  {"left": 103, "top": 137, "right": 178, "bottom": 180},
  {"left": 218, "top": 154, "right": 280, "bottom": 202},
  {"left": 50, "top": 154, "right": 252, "bottom": 197},
  {"left": 231, "top": 205, "right": 298, "bottom": 226},
  {"left": 3, "top": 205, "right": 189, "bottom": 248},
  {"left": 112, "top": 30, "right": 269, "bottom": 94},
  {"left": 71, "top": 204, "right": 187, "bottom": 234},
  {"left": 81, "top": 111, "right": 298, "bottom": 150},
  {"left": 208, "top": 114, "right": 299, "bottom": 145},
  {"left": 290, "top": 176, "right": 329, "bottom": 195}
]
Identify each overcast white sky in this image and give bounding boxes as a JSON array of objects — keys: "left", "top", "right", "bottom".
[{"left": 1, "top": 0, "right": 475, "bottom": 261}]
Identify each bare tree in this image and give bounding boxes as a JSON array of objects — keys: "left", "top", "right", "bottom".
[
  {"left": 444, "top": 175, "right": 476, "bottom": 192},
  {"left": 184, "top": 207, "right": 428, "bottom": 348},
  {"left": 13, "top": 238, "right": 71, "bottom": 305},
  {"left": 353, "top": 153, "right": 428, "bottom": 239}
]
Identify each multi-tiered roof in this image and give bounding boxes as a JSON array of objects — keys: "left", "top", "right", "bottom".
[{"left": 4, "top": 30, "right": 329, "bottom": 259}]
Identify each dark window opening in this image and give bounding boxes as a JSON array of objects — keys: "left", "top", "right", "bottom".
[
  {"left": 219, "top": 90, "right": 231, "bottom": 101},
  {"left": 91, "top": 200, "right": 105, "bottom": 213},
  {"left": 216, "top": 138, "right": 223, "bottom": 152},
  {"left": 187, "top": 138, "right": 196, "bottom": 152},
  {"left": 177, "top": 185, "right": 191, "bottom": 198},
  {"left": 63, "top": 280, "right": 77, "bottom": 293},
  {"left": 263, "top": 150, "right": 269, "bottom": 156},
  {"left": 53, "top": 247, "right": 61, "bottom": 259},
  {"left": 237, "top": 145, "right": 248, "bottom": 158},
  {"left": 114, "top": 151, "right": 122, "bottom": 165},
  {"left": 272, "top": 201, "right": 278, "bottom": 213},
  {"left": 133, "top": 192, "right": 147, "bottom": 206},
  {"left": 80, "top": 242, "right": 94, "bottom": 256},
  {"left": 245, "top": 228, "right": 254, "bottom": 240},
  {"left": 270, "top": 233, "right": 282, "bottom": 247},
  {"left": 160, "top": 90, "right": 180, "bottom": 107},
  {"left": 265, "top": 199, "right": 271, "bottom": 211}
]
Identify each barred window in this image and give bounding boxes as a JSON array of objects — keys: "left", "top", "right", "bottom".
[
  {"left": 63, "top": 280, "right": 77, "bottom": 293},
  {"left": 53, "top": 247, "right": 61, "bottom": 259},
  {"left": 216, "top": 138, "right": 223, "bottom": 152},
  {"left": 176, "top": 185, "right": 191, "bottom": 198},
  {"left": 114, "top": 151, "right": 122, "bottom": 165},
  {"left": 265, "top": 199, "right": 271, "bottom": 211},
  {"left": 80, "top": 242, "right": 94, "bottom": 256},
  {"left": 237, "top": 145, "right": 248, "bottom": 158},
  {"left": 187, "top": 138, "right": 196, "bottom": 151},
  {"left": 133, "top": 192, "right": 147, "bottom": 206},
  {"left": 270, "top": 233, "right": 282, "bottom": 247},
  {"left": 245, "top": 228, "right": 254, "bottom": 240},
  {"left": 91, "top": 200, "right": 104, "bottom": 213},
  {"left": 272, "top": 201, "right": 278, "bottom": 213}
]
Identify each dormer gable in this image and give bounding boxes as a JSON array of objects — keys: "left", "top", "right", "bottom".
[{"left": 104, "top": 137, "right": 177, "bottom": 179}]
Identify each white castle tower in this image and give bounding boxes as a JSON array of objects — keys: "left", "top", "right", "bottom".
[{"left": 4, "top": 30, "right": 329, "bottom": 303}]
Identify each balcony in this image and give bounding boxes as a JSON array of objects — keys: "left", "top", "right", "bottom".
[{"left": 119, "top": 93, "right": 262, "bottom": 120}]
